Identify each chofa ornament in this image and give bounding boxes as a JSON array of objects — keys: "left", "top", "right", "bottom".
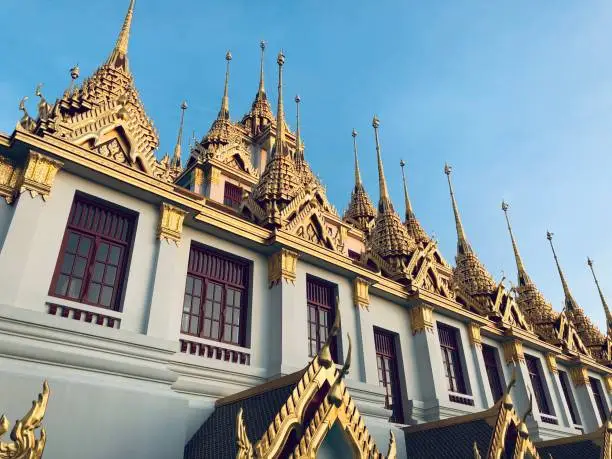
[{"left": 0, "top": 381, "right": 50, "bottom": 459}]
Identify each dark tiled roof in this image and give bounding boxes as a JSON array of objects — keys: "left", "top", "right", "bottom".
[
  {"left": 404, "top": 419, "right": 493, "bottom": 459},
  {"left": 537, "top": 439, "right": 601, "bottom": 459},
  {"left": 184, "top": 382, "right": 295, "bottom": 459}
]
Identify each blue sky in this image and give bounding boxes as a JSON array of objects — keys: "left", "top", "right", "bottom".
[{"left": 3, "top": 1, "right": 612, "bottom": 331}]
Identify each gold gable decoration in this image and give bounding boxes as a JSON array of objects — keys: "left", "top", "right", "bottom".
[{"left": 0, "top": 381, "right": 50, "bottom": 459}]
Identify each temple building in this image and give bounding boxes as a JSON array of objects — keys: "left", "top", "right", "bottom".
[{"left": 2, "top": 1, "right": 612, "bottom": 458}]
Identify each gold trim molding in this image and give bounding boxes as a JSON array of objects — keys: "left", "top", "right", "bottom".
[
  {"left": 503, "top": 340, "right": 525, "bottom": 365},
  {"left": 0, "top": 155, "right": 21, "bottom": 204},
  {"left": 19, "top": 152, "right": 62, "bottom": 201},
  {"left": 353, "top": 277, "right": 370, "bottom": 309},
  {"left": 545, "top": 353, "right": 558, "bottom": 374},
  {"left": 604, "top": 375, "right": 612, "bottom": 393},
  {"left": 268, "top": 248, "right": 298, "bottom": 287},
  {"left": 158, "top": 203, "right": 187, "bottom": 244},
  {"left": 569, "top": 366, "right": 590, "bottom": 386},
  {"left": 0, "top": 381, "right": 49, "bottom": 459},
  {"left": 410, "top": 304, "right": 434, "bottom": 335},
  {"left": 209, "top": 167, "right": 221, "bottom": 185},
  {"left": 468, "top": 322, "right": 482, "bottom": 347}
]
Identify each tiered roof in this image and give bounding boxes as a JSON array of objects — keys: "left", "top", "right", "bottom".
[{"left": 343, "top": 129, "right": 376, "bottom": 233}]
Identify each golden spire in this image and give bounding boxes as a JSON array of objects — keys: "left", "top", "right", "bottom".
[
  {"left": 547, "top": 231, "right": 579, "bottom": 312},
  {"left": 501, "top": 201, "right": 532, "bottom": 287},
  {"left": 218, "top": 51, "right": 232, "bottom": 120},
  {"left": 400, "top": 159, "right": 413, "bottom": 218},
  {"left": 444, "top": 163, "right": 472, "bottom": 256},
  {"left": 294, "top": 94, "right": 302, "bottom": 160},
  {"left": 172, "top": 100, "right": 188, "bottom": 168},
  {"left": 587, "top": 257, "right": 612, "bottom": 334},
  {"left": 352, "top": 129, "right": 362, "bottom": 185},
  {"left": 372, "top": 115, "right": 393, "bottom": 213},
  {"left": 106, "top": 0, "right": 135, "bottom": 70},
  {"left": 258, "top": 40, "right": 266, "bottom": 95},
  {"left": 274, "top": 50, "right": 287, "bottom": 156},
  {"left": 400, "top": 159, "right": 428, "bottom": 245}
]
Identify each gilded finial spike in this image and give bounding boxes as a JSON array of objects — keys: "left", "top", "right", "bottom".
[
  {"left": 217, "top": 51, "right": 232, "bottom": 121},
  {"left": 399, "top": 159, "right": 414, "bottom": 218},
  {"left": 67, "top": 64, "right": 80, "bottom": 93},
  {"left": 547, "top": 231, "right": 579, "bottom": 312},
  {"left": 274, "top": 50, "right": 287, "bottom": 156},
  {"left": 352, "top": 129, "right": 362, "bottom": 186},
  {"left": 372, "top": 115, "right": 393, "bottom": 213},
  {"left": 172, "top": 100, "right": 188, "bottom": 168},
  {"left": 258, "top": 40, "right": 267, "bottom": 94},
  {"left": 444, "top": 163, "right": 472, "bottom": 256},
  {"left": 501, "top": 201, "right": 532, "bottom": 287},
  {"left": 294, "top": 94, "right": 302, "bottom": 160},
  {"left": 587, "top": 257, "right": 612, "bottom": 335},
  {"left": 107, "top": 0, "right": 136, "bottom": 70}
]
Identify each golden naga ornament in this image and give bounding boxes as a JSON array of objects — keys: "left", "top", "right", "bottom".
[{"left": 0, "top": 381, "right": 50, "bottom": 459}]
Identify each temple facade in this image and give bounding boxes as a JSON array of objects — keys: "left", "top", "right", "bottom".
[{"left": 1, "top": 2, "right": 612, "bottom": 458}]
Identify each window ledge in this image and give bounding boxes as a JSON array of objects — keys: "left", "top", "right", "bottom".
[
  {"left": 45, "top": 298, "right": 121, "bottom": 329},
  {"left": 179, "top": 334, "right": 250, "bottom": 366},
  {"left": 448, "top": 391, "right": 475, "bottom": 406},
  {"left": 46, "top": 296, "right": 122, "bottom": 319}
]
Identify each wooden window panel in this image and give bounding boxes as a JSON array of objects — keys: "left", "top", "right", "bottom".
[
  {"left": 438, "top": 323, "right": 468, "bottom": 395},
  {"left": 482, "top": 344, "right": 504, "bottom": 402},
  {"left": 223, "top": 182, "right": 243, "bottom": 209},
  {"left": 559, "top": 370, "right": 581, "bottom": 425},
  {"left": 525, "top": 355, "right": 553, "bottom": 415},
  {"left": 50, "top": 196, "right": 134, "bottom": 311},
  {"left": 589, "top": 377, "right": 608, "bottom": 422},
  {"left": 306, "top": 276, "right": 336, "bottom": 360},
  {"left": 374, "top": 329, "right": 404, "bottom": 423},
  {"left": 181, "top": 245, "right": 249, "bottom": 347}
]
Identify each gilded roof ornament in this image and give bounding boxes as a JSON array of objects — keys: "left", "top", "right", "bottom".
[
  {"left": 172, "top": 100, "right": 188, "bottom": 169},
  {"left": 501, "top": 201, "right": 532, "bottom": 288},
  {"left": 547, "top": 231, "right": 579, "bottom": 312},
  {"left": 343, "top": 129, "right": 376, "bottom": 232},
  {"left": 444, "top": 163, "right": 472, "bottom": 256},
  {"left": 587, "top": 257, "right": 612, "bottom": 336},
  {"left": 400, "top": 159, "right": 428, "bottom": 245},
  {"left": 242, "top": 41, "right": 274, "bottom": 132},
  {"left": 294, "top": 94, "right": 302, "bottom": 157},
  {"left": 218, "top": 51, "right": 232, "bottom": 121},
  {"left": 67, "top": 64, "right": 80, "bottom": 93},
  {"left": 106, "top": 0, "right": 135, "bottom": 70}
]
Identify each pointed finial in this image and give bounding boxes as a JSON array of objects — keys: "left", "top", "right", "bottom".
[
  {"left": 587, "top": 257, "right": 612, "bottom": 334},
  {"left": 294, "top": 94, "right": 302, "bottom": 159},
  {"left": 259, "top": 40, "right": 267, "bottom": 94},
  {"left": 444, "top": 163, "right": 472, "bottom": 256},
  {"left": 501, "top": 201, "right": 532, "bottom": 287},
  {"left": 274, "top": 50, "right": 287, "bottom": 156},
  {"left": 352, "top": 129, "right": 362, "bottom": 186},
  {"left": 372, "top": 115, "right": 393, "bottom": 213},
  {"left": 172, "top": 100, "right": 188, "bottom": 168},
  {"left": 217, "top": 51, "right": 232, "bottom": 120},
  {"left": 547, "top": 231, "right": 579, "bottom": 312},
  {"left": 67, "top": 64, "right": 80, "bottom": 93},
  {"left": 107, "top": 0, "right": 136, "bottom": 70},
  {"left": 399, "top": 159, "right": 414, "bottom": 219}
]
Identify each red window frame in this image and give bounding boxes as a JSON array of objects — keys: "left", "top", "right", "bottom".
[
  {"left": 307, "top": 276, "right": 337, "bottom": 360},
  {"left": 181, "top": 244, "right": 249, "bottom": 347},
  {"left": 482, "top": 344, "right": 504, "bottom": 402},
  {"left": 223, "top": 181, "right": 243, "bottom": 209},
  {"left": 525, "top": 355, "right": 553, "bottom": 415},
  {"left": 438, "top": 323, "right": 468, "bottom": 395},
  {"left": 49, "top": 194, "right": 135, "bottom": 311},
  {"left": 374, "top": 328, "right": 404, "bottom": 423}
]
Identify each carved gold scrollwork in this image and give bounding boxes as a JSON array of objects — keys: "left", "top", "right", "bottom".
[
  {"left": 267, "top": 248, "right": 298, "bottom": 287},
  {"left": 209, "top": 167, "right": 221, "bottom": 185},
  {"left": 468, "top": 322, "right": 482, "bottom": 347},
  {"left": 353, "top": 277, "right": 370, "bottom": 310},
  {"left": 235, "top": 408, "right": 254, "bottom": 459},
  {"left": 19, "top": 152, "right": 62, "bottom": 201},
  {"left": 604, "top": 375, "right": 612, "bottom": 393},
  {"left": 502, "top": 340, "right": 525, "bottom": 365},
  {"left": 0, "top": 155, "right": 22, "bottom": 204},
  {"left": 410, "top": 304, "right": 434, "bottom": 335},
  {"left": 545, "top": 353, "right": 558, "bottom": 374},
  {"left": 157, "top": 203, "right": 187, "bottom": 245},
  {"left": 569, "top": 366, "right": 590, "bottom": 386},
  {"left": 0, "top": 381, "right": 50, "bottom": 459}
]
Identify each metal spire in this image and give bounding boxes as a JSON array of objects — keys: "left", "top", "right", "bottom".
[
  {"left": 352, "top": 129, "right": 362, "bottom": 186},
  {"left": 587, "top": 258, "right": 612, "bottom": 334},
  {"left": 444, "top": 163, "right": 472, "bottom": 256},
  {"left": 294, "top": 94, "right": 302, "bottom": 160},
  {"left": 372, "top": 115, "right": 393, "bottom": 213},
  {"left": 107, "top": 0, "right": 135, "bottom": 70},
  {"left": 218, "top": 51, "right": 232, "bottom": 120},
  {"left": 172, "top": 100, "right": 188, "bottom": 168},
  {"left": 399, "top": 159, "right": 414, "bottom": 219},
  {"left": 258, "top": 41, "right": 266, "bottom": 95},
  {"left": 501, "top": 201, "right": 532, "bottom": 287},
  {"left": 547, "top": 231, "right": 579, "bottom": 312},
  {"left": 274, "top": 50, "right": 287, "bottom": 156}
]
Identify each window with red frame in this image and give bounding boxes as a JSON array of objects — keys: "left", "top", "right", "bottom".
[
  {"left": 374, "top": 328, "right": 404, "bottom": 423},
  {"left": 589, "top": 377, "right": 608, "bottom": 422},
  {"left": 525, "top": 355, "right": 553, "bottom": 415},
  {"left": 307, "top": 276, "right": 337, "bottom": 359},
  {"left": 482, "top": 344, "right": 504, "bottom": 401},
  {"left": 49, "top": 195, "right": 136, "bottom": 311},
  {"left": 438, "top": 323, "right": 468, "bottom": 394},
  {"left": 181, "top": 245, "right": 249, "bottom": 346},
  {"left": 223, "top": 182, "right": 243, "bottom": 209}
]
